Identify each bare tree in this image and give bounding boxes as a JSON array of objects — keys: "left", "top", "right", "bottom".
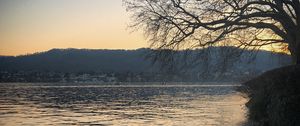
[{"left": 124, "top": 0, "right": 300, "bottom": 64}]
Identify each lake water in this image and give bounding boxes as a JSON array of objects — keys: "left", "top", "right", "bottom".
[{"left": 0, "top": 83, "right": 247, "bottom": 126}]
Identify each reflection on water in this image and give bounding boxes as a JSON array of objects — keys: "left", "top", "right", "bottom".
[{"left": 0, "top": 83, "right": 247, "bottom": 126}]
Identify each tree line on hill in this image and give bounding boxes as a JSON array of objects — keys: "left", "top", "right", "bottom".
[{"left": 0, "top": 47, "right": 291, "bottom": 82}]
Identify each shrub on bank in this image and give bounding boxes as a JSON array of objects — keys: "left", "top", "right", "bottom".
[{"left": 240, "top": 65, "right": 300, "bottom": 126}]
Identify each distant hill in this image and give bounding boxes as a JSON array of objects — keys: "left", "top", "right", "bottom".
[
  {"left": 0, "top": 48, "right": 155, "bottom": 73},
  {"left": 0, "top": 47, "right": 292, "bottom": 75}
]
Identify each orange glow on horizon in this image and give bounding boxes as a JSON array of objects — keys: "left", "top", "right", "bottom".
[
  {"left": 0, "top": 0, "right": 290, "bottom": 56},
  {"left": 0, "top": 0, "right": 147, "bottom": 56}
]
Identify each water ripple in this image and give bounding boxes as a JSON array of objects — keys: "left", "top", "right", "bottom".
[{"left": 0, "top": 83, "right": 247, "bottom": 126}]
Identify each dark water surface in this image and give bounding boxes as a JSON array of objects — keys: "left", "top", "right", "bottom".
[{"left": 0, "top": 83, "right": 247, "bottom": 126}]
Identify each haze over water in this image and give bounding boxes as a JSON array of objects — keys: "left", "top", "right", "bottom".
[{"left": 0, "top": 83, "right": 247, "bottom": 126}]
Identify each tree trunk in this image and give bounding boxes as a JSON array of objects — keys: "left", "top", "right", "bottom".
[
  {"left": 295, "top": 48, "right": 300, "bottom": 64},
  {"left": 290, "top": 35, "right": 300, "bottom": 65},
  {"left": 296, "top": 44, "right": 300, "bottom": 64},
  {"left": 296, "top": 33, "right": 300, "bottom": 64}
]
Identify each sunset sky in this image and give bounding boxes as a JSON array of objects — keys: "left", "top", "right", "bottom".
[{"left": 0, "top": 0, "right": 146, "bottom": 56}]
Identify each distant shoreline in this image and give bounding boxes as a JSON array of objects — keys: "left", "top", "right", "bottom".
[{"left": 0, "top": 82, "right": 241, "bottom": 87}]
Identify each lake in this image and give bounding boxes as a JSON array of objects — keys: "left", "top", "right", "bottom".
[{"left": 0, "top": 83, "right": 247, "bottom": 126}]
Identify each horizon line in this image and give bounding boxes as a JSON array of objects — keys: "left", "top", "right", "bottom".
[{"left": 0, "top": 47, "right": 290, "bottom": 57}]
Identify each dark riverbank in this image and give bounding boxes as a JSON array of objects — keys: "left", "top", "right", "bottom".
[{"left": 240, "top": 65, "right": 300, "bottom": 126}]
